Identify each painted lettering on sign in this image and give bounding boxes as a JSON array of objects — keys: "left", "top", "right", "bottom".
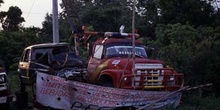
[{"left": 36, "top": 72, "right": 182, "bottom": 110}]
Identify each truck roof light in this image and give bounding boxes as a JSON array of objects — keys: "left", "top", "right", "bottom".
[
  {"left": 104, "top": 32, "right": 139, "bottom": 39},
  {"left": 120, "top": 25, "right": 125, "bottom": 33}
]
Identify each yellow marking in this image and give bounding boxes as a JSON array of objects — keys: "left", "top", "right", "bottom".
[
  {"left": 151, "top": 74, "right": 159, "bottom": 76},
  {"left": 147, "top": 80, "right": 162, "bottom": 82},
  {"left": 89, "top": 60, "right": 110, "bottom": 81},
  {"left": 144, "top": 86, "right": 164, "bottom": 89}
]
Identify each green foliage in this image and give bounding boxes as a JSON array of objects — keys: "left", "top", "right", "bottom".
[
  {"left": 157, "top": 0, "right": 214, "bottom": 26},
  {"left": 82, "top": 3, "right": 132, "bottom": 31},
  {"left": 153, "top": 24, "right": 198, "bottom": 75},
  {"left": 176, "top": 92, "right": 220, "bottom": 110},
  {"left": 134, "top": 0, "right": 217, "bottom": 39},
  {"left": 7, "top": 73, "right": 19, "bottom": 94},
  {"left": 59, "top": 0, "right": 134, "bottom": 32},
  {"left": 41, "top": 13, "right": 73, "bottom": 43},
  {"left": 41, "top": 13, "right": 53, "bottom": 42},
  {"left": 2, "top": 6, "right": 25, "bottom": 31},
  {"left": 0, "top": 27, "right": 42, "bottom": 73},
  {"left": 148, "top": 23, "right": 220, "bottom": 96}
]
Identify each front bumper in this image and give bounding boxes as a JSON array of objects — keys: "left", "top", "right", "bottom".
[{"left": 0, "top": 95, "right": 13, "bottom": 104}]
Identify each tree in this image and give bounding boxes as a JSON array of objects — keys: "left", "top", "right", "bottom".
[
  {"left": 41, "top": 13, "right": 53, "bottom": 42},
  {"left": 41, "top": 12, "right": 73, "bottom": 43},
  {"left": 0, "top": 29, "right": 42, "bottom": 73},
  {"left": 156, "top": 0, "right": 214, "bottom": 26},
  {"left": 2, "top": 6, "right": 25, "bottom": 31},
  {"left": 135, "top": 0, "right": 159, "bottom": 38},
  {"left": 147, "top": 23, "right": 220, "bottom": 95},
  {"left": 0, "top": 0, "right": 6, "bottom": 29},
  {"left": 191, "top": 26, "right": 220, "bottom": 95},
  {"left": 60, "top": 0, "right": 134, "bottom": 32},
  {"left": 134, "top": 0, "right": 217, "bottom": 39}
]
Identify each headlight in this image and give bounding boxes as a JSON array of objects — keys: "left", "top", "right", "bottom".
[
  {"left": 124, "top": 77, "right": 128, "bottom": 81},
  {"left": 170, "top": 76, "right": 174, "bottom": 81}
]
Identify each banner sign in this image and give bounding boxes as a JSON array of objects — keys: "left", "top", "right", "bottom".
[{"left": 36, "top": 72, "right": 182, "bottom": 110}]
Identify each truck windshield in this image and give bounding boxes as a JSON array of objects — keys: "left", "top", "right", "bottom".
[{"left": 105, "top": 44, "right": 148, "bottom": 58}]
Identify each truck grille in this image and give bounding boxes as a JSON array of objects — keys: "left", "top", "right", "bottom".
[
  {"left": 120, "top": 67, "right": 184, "bottom": 91},
  {"left": 133, "top": 69, "right": 164, "bottom": 87}
]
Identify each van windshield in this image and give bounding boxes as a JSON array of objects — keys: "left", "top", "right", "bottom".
[{"left": 32, "top": 46, "right": 72, "bottom": 61}]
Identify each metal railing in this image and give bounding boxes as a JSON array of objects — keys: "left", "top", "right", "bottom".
[{"left": 120, "top": 68, "right": 184, "bottom": 91}]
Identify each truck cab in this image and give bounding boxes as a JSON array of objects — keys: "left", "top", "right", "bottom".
[{"left": 85, "top": 32, "right": 184, "bottom": 91}]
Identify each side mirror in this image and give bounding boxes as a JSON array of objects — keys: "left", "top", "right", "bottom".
[{"left": 145, "top": 46, "right": 155, "bottom": 58}]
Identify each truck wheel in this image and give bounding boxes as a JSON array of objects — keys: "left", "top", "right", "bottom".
[{"left": 98, "top": 76, "right": 114, "bottom": 87}]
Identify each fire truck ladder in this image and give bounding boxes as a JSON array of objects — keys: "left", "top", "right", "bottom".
[{"left": 62, "top": 0, "right": 83, "bottom": 33}]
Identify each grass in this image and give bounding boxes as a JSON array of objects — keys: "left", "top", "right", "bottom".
[
  {"left": 7, "top": 73, "right": 34, "bottom": 110},
  {"left": 7, "top": 73, "right": 20, "bottom": 94},
  {"left": 175, "top": 92, "right": 220, "bottom": 110}
]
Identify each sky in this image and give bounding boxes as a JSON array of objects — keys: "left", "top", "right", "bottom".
[{"left": 1, "top": 0, "right": 62, "bottom": 28}]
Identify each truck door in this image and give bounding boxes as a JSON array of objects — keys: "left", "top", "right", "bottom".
[{"left": 87, "top": 44, "right": 104, "bottom": 81}]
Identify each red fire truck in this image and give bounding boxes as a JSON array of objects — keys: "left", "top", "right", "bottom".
[{"left": 75, "top": 28, "right": 184, "bottom": 91}]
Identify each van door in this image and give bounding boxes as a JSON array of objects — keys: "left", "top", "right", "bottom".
[{"left": 18, "top": 49, "right": 31, "bottom": 80}]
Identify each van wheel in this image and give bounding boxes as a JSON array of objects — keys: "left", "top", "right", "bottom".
[{"left": 18, "top": 75, "right": 26, "bottom": 92}]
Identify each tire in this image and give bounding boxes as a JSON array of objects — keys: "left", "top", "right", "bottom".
[
  {"left": 15, "top": 91, "right": 28, "bottom": 108},
  {"left": 18, "top": 75, "right": 26, "bottom": 92},
  {"left": 98, "top": 76, "right": 114, "bottom": 87}
]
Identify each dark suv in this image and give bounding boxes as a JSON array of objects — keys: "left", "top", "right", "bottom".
[
  {"left": 0, "top": 67, "right": 13, "bottom": 109},
  {"left": 17, "top": 43, "right": 87, "bottom": 92}
]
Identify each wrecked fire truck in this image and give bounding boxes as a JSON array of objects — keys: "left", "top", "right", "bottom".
[{"left": 74, "top": 27, "right": 184, "bottom": 91}]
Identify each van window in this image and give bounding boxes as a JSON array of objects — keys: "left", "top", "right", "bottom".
[{"left": 22, "top": 49, "right": 30, "bottom": 62}]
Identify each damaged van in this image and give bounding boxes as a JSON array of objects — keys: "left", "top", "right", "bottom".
[{"left": 17, "top": 43, "right": 87, "bottom": 92}]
